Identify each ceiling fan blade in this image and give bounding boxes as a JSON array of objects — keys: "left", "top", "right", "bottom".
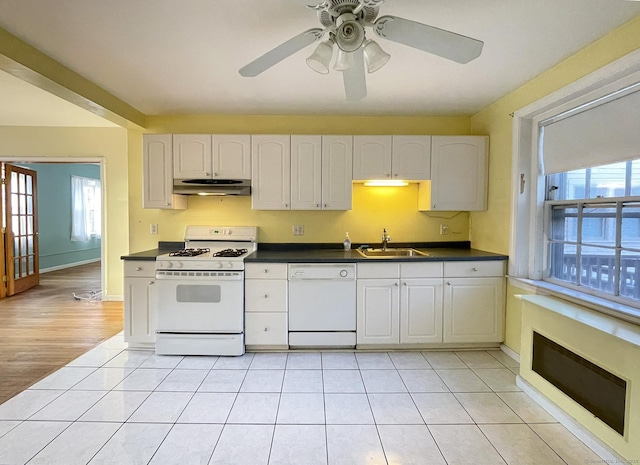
[
  {"left": 239, "top": 28, "right": 325, "bottom": 77},
  {"left": 373, "top": 15, "right": 483, "bottom": 64},
  {"left": 342, "top": 48, "right": 367, "bottom": 101}
]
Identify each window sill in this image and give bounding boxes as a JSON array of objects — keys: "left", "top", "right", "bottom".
[{"left": 508, "top": 277, "right": 640, "bottom": 326}]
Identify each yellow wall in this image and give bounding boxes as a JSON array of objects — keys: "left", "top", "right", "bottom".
[
  {"left": 469, "top": 15, "right": 640, "bottom": 353},
  {"left": 127, "top": 116, "right": 473, "bottom": 253},
  {"left": 0, "top": 127, "right": 129, "bottom": 298}
]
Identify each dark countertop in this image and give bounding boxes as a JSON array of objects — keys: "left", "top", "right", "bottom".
[
  {"left": 244, "top": 248, "right": 507, "bottom": 263},
  {"left": 121, "top": 241, "right": 507, "bottom": 263}
]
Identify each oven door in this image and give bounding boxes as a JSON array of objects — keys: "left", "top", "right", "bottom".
[{"left": 155, "top": 270, "right": 243, "bottom": 333}]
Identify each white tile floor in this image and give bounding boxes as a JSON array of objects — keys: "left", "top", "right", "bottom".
[{"left": 0, "top": 333, "right": 605, "bottom": 465}]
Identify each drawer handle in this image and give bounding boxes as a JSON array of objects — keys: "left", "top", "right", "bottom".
[
  {"left": 472, "top": 267, "right": 478, "bottom": 271},
  {"left": 264, "top": 294, "right": 269, "bottom": 298},
  {"left": 136, "top": 267, "right": 142, "bottom": 271},
  {"left": 264, "top": 269, "right": 269, "bottom": 273}
]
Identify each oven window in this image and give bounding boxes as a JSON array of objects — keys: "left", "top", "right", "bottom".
[{"left": 176, "top": 285, "right": 221, "bottom": 303}]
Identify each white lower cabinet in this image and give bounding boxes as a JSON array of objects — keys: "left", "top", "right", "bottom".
[
  {"left": 123, "top": 260, "right": 157, "bottom": 347},
  {"left": 357, "top": 262, "right": 443, "bottom": 345},
  {"left": 356, "top": 260, "right": 504, "bottom": 346},
  {"left": 244, "top": 263, "right": 288, "bottom": 347},
  {"left": 443, "top": 261, "right": 505, "bottom": 343}
]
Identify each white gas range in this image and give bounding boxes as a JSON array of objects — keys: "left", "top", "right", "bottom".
[{"left": 154, "top": 226, "right": 257, "bottom": 356}]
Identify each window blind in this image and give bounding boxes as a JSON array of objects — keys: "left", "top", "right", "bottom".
[{"left": 541, "top": 86, "right": 640, "bottom": 174}]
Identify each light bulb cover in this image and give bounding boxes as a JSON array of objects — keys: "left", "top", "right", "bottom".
[
  {"left": 306, "top": 40, "right": 334, "bottom": 74},
  {"left": 363, "top": 180, "right": 409, "bottom": 187},
  {"left": 363, "top": 39, "right": 390, "bottom": 73},
  {"left": 334, "top": 49, "right": 355, "bottom": 71},
  {"left": 335, "top": 13, "right": 365, "bottom": 52}
]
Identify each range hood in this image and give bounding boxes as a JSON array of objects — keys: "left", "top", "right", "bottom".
[{"left": 173, "top": 179, "right": 251, "bottom": 196}]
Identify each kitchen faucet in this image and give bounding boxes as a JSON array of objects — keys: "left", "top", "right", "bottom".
[{"left": 382, "top": 228, "right": 391, "bottom": 251}]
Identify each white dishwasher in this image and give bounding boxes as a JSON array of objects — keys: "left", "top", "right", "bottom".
[{"left": 288, "top": 263, "right": 356, "bottom": 348}]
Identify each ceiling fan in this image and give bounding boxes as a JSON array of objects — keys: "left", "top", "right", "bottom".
[{"left": 238, "top": 0, "right": 484, "bottom": 101}]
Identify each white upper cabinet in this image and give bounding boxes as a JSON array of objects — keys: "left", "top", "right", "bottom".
[
  {"left": 392, "top": 136, "right": 431, "bottom": 180},
  {"left": 214, "top": 135, "right": 251, "bottom": 179},
  {"left": 321, "top": 135, "right": 353, "bottom": 210},
  {"left": 173, "top": 134, "right": 251, "bottom": 179},
  {"left": 353, "top": 135, "right": 392, "bottom": 180},
  {"left": 173, "top": 134, "right": 212, "bottom": 179},
  {"left": 142, "top": 134, "right": 187, "bottom": 210},
  {"left": 419, "top": 135, "right": 489, "bottom": 211},
  {"left": 251, "top": 135, "right": 291, "bottom": 210},
  {"left": 291, "top": 135, "right": 322, "bottom": 210},
  {"left": 353, "top": 135, "right": 431, "bottom": 180}
]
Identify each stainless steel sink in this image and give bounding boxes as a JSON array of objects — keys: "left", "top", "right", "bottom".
[{"left": 356, "top": 248, "right": 430, "bottom": 258}]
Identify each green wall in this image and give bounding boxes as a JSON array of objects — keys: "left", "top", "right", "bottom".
[{"left": 20, "top": 163, "right": 101, "bottom": 271}]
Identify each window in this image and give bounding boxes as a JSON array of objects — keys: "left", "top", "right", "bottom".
[
  {"left": 71, "top": 175, "right": 101, "bottom": 241},
  {"left": 510, "top": 51, "right": 640, "bottom": 320}
]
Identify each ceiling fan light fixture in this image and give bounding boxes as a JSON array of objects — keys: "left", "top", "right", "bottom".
[
  {"left": 306, "top": 39, "right": 334, "bottom": 74},
  {"left": 335, "top": 13, "right": 365, "bottom": 52},
  {"left": 363, "top": 39, "right": 390, "bottom": 73},
  {"left": 334, "top": 49, "right": 355, "bottom": 71}
]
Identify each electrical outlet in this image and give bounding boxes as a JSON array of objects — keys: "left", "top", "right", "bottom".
[
  {"left": 440, "top": 224, "right": 449, "bottom": 235},
  {"left": 150, "top": 224, "right": 158, "bottom": 234},
  {"left": 292, "top": 225, "right": 304, "bottom": 236}
]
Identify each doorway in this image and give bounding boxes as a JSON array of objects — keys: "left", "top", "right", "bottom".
[{"left": 0, "top": 158, "right": 105, "bottom": 299}]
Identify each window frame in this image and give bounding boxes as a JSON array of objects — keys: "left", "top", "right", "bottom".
[{"left": 510, "top": 48, "right": 640, "bottom": 323}]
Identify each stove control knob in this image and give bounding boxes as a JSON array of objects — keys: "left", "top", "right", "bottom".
[
  {"left": 163, "top": 262, "right": 172, "bottom": 269},
  {"left": 217, "top": 262, "right": 224, "bottom": 269},
  {"left": 175, "top": 261, "right": 183, "bottom": 269},
  {"left": 227, "top": 263, "right": 233, "bottom": 268}
]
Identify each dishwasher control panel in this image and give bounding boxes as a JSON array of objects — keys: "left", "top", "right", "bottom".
[{"left": 288, "top": 263, "right": 356, "bottom": 280}]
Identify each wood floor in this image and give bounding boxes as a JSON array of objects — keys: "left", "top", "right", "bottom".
[{"left": 0, "top": 262, "right": 123, "bottom": 404}]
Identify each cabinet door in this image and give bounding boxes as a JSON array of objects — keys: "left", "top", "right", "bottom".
[
  {"left": 443, "top": 277, "right": 505, "bottom": 343},
  {"left": 173, "top": 134, "right": 213, "bottom": 179},
  {"left": 400, "top": 278, "right": 443, "bottom": 344},
  {"left": 428, "top": 136, "right": 488, "bottom": 211},
  {"left": 352, "top": 135, "right": 392, "bottom": 180},
  {"left": 251, "top": 135, "right": 291, "bottom": 210},
  {"left": 214, "top": 134, "right": 251, "bottom": 179},
  {"left": 322, "top": 135, "right": 353, "bottom": 210},
  {"left": 123, "top": 277, "right": 157, "bottom": 343},
  {"left": 142, "top": 134, "right": 187, "bottom": 210},
  {"left": 291, "top": 135, "right": 322, "bottom": 210},
  {"left": 392, "top": 136, "right": 431, "bottom": 180},
  {"left": 357, "top": 279, "right": 399, "bottom": 344}
]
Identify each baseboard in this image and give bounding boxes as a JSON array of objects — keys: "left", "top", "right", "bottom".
[
  {"left": 40, "top": 257, "right": 100, "bottom": 274},
  {"left": 104, "top": 294, "right": 124, "bottom": 302},
  {"left": 500, "top": 343, "right": 520, "bottom": 364},
  {"left": 516, "top": 375, "right": 628, "bottom": 464}
]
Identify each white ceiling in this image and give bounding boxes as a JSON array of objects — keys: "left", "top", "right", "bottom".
[{"left": 0, "top": 0, "right": 639, "bottom": 124}]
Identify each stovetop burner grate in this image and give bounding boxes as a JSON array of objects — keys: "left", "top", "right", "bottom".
[
  {"left": 212, "top": 248, "right": 248, "bottom": 258},
  {"left": 168, "top": 248, "right": 210, "bottom": 257}
]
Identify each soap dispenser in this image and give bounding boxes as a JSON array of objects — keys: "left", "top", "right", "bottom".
[{"left": 343, "top": 232, "right": 351, "bottom": 251}]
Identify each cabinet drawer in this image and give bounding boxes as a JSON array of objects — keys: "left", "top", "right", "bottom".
[
  {"left": 400, "top": 262, "right": 443, "bottom": 278},
  {"left": 245, "top": 312, "right": 288, "bottom": 346},
  {"left": 245, "top": 263, "right": 288, "bottom": 279},
  {"left": 124, "top": 260, "right": 156, "bottom": 277},
  {"left": 245, "top": 280, "right": 287, "bottom": 311},
  {"left": 444, "top": 260, "right": 505, "bottom": 278},
  {"left": 357, "top": 262, "right": 400, "bottom": 279}
]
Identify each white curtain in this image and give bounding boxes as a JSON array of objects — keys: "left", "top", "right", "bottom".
[
  {"left": 71, "top": 175, "right": 101, "bottom": 242},
  {"left": 71, "top": 175, "right": 88, "bottom": 241}
]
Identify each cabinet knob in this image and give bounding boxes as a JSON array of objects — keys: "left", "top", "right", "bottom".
[
  {"left": 149, "top": 281, "right": 155, "bottom": 285},
  {"left": 394, "top": 174, "right": 398, "bottom": 177},
  {"left": 446, "top": 281, "right": 452, "bottom": 286},
  {"left": 136, "top": 267, "right": 142, "bottom": 271},
  {"left": 394, "top": 282, "right": 399, "bottom": 287},
  {"left": 264, "top": 294, "right": 268, "bottom": 298},
  {"left": 284, "top": 203, "right": 288, "bottom": 208},
  {"left": 166, "top": 202, "right": 171, "bottom": 206},
  {"left": 212, "top": 172, "right": 217, "bottom": 177},
  {"left": 315, "top": 203, "right": 320, "bottom": 208},
  {"left": 403, "top": 282, "right": 407, "bottom": 286},
  {"left": 433, "top": 204, "right": 437, "bottom": 209},
  {"left": 264, "top": 327, "right": 268, "bottom": 332},
  {"left": 386, "top": 173, "right": 391, "bottom": 178},
  {"left": 205, "top": 172, "right": 210, "bottom": 176},
  {"left": 324, "top": 204, "right": 328, "bottom": 208},
  {"left": 264, "top": 269, "right": 269, "bottom": 273},
  {"left": 472, "top": 267, "right": 478, "bottom": 271}
]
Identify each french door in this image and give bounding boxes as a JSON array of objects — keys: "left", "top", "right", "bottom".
[{"left": 2, "top": 163, "right": 39, "bottom": 297}]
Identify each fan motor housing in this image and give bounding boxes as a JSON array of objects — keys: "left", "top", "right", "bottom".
[{"left": 318, "top": 0, "right": 379, "bottom": 27}]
